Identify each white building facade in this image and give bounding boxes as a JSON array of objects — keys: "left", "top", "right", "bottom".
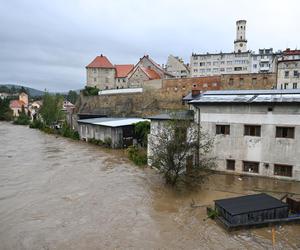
[
  {"left": 276, "top": 49, "right": 300, "bottom": 90},
  {"left": 189, "top": 89, "right": 300, "bottom": 181},
  {"left": 190, "top": 20, "right": 281, "bottom": 77},
  {"left": 165, "top": 55, "right": 190, "bottom": 78}
]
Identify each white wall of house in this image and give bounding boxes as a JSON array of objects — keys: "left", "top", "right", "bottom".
[{"left": 191, "top": 104, "right": 300, "bottom": 181}]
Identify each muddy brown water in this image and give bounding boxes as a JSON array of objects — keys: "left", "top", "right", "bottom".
[{"left": 0, "top": 122, "right": 300, "bottom": 250}]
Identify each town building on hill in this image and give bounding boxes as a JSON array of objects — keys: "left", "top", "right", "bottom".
[
  {"left": 190, "top": 20, "right": 281, "bottom": 77},
  {"left": 9, "top": 92, "right": 28, "bottom": 116},
  {"left": 115, "top": 64, "right": 134, "bottom": 88},
  {"left": 165, "top": 55, "right": 190, "bottom": 78},
  {"left": 276, "top": 49, "right": 300, "bottom": 90},
  {"left": 127, "top": 55, "right": 174, "bottom": 87},
  {"left": 86, "top": 54, "right": 116, "bottom": 89}
]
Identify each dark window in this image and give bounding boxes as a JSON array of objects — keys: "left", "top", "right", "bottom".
[
  {"left": 285, "top": 71, "right": 289, "bottom": 78},
  {"left": 294, "top": 70, "right": 299, "bottom": 77},
  {"left": 244, "top": 125, "right": 261, "bottom": 137},
  {"left": 216, "top": 125, "right": 230, "bottom": 135},
  {"left": 293, "top": 83, "right": 297, "bottom": 89},
  {"left": 274, "top": 164, "right": 293, "bottom": 177},
  {"left": 226, "top": 160, "right": 235, "bottom": 170},
  {"left": 243, "top": 161, "right": 259, "bottom": 173},
  {"left": 229, "top": 78, "right": 234, "bottom": 85},
  {"left": 276, "top": 127, "right": 295, "bottom": 138}
]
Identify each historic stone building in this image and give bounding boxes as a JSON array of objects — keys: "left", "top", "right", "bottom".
[
  {"left": 276, "top": 49, "right": 300, "bottom": 90},
  {"left": 86, "top": 55, "right": 116, "bottom": 89},
  {"left": 165, "top": 55, "right": 190, "bottom": 78},
  {"left": 127, "top": 55, "right": 174, "bottom": 87}
]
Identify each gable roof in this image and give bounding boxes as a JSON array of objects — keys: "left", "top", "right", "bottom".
[
  {"left": 86, "top": 55, "right": 114, "bottom": 68},
  {"left": 140, "top": 66, "right": 161, "bottom": 80},
  {"left": 115, "top": 64, "right": 134, "bottom": 78},
  {"left": 137, "top": 55, "right": 175, "bottom": 77}
]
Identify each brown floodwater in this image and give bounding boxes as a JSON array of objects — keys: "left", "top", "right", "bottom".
[{"left": 0, "top": 122, "right": 300, "bottom": 250}]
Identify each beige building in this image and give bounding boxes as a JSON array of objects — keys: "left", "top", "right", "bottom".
[
  {"left": 276, "top": 49, "right": 300, "bottom": 89},
  {"left": 128, "top": 55, "right": 174, "bottom": 87},
  {"left": 165, "top": 55, "right": 190, "bottom": 78},
  {"left": 10, "top": 92, "right": 29, "bottom": 117},
  {"left": 86, "top": 54, "right": 116, "bottom": 90}
]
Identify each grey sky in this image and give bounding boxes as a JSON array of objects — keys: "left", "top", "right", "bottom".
[{"left": 0, "top": 0, "right": 299, "bottom": 92}]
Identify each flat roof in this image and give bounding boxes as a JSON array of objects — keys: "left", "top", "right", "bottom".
[
  {"left": 78, "top": 117, "right": 148, "bottom": 127},
  {"left": 215, "top": 193, "right": 288, "bottom": 216},
  {"left": 189, "top": 89, "right": 300, "bottom": 104}
]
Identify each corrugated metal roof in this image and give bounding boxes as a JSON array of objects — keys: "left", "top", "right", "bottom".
[
  {"left": 215, "top": 193, "right": 288, "bottom": 216},
  {"left": 190, "top": 89, "right": 300, "bottom": 104},
  {"left": 78, "top": 117, "right": 148, "bottom": 127}
]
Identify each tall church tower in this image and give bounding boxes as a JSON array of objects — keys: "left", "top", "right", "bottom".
[{"left": 234, "top": 20, "right": 247, "bottom": 53}]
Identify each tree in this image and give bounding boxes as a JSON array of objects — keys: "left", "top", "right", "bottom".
[
  {"left": 149, "top": 117, "right": 215, "bottom": 186},
  {"left": 39, "top": 92, "right": 64, "bottom": 126},
  {"left": 134, "top": 121, "right": 150, "bottom": 147},
  {"left": 67, "top": 90, "right": 78, "bottom": 104},
  {"left": 0, "top": 98, "right": 13, "bottom": 121},
  {"left": 14, "top": 105, "right": 30, "bottom": 125}
]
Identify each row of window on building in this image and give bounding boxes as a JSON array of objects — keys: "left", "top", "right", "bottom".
[
  {"left": 193, "top": 67, "right": 248, "bottom": 73},
  {"left": 193, "top": 60, "right": 249, "bottom": 66},
  {"left": 226, "top": 159, "right": 293, "bottom": 177},
  {"left": 280, "top": 82, "right": 298, "bottom": 89},
  {"left": 216, "top": 124, "right": 295, "bottom": 138},
  {"left": 284, "top": 70, "right": 299, "bottom": 78}
]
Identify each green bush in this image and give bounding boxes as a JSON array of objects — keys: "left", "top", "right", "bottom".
[
  {"left": 13, "top": 106, "right": 30, "bottom": 125},
  {"left": 103, "top": 137, "right": 112, "bottom": 147},
  {"left": 88, "top": 138, "right": 104, "bottom": 145},
  {"left": 127, "top": 146, "right": 147, "bottom": 166},
  {"left": 30, "top": 119, "right": 45, "bottom": 129},
  {"left": 59, "top": 123, "right": 80, "bottom": 140},
  {"left": 82, "top": 86, "right": 99, "bottom": 96}
]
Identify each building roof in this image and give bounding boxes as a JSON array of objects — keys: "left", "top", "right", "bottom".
[
  {"left": 182, "top": 92, "right": 202, "bottom": 101},
  {"left": 77, "top": 117, "right": 148, "bottom": 127},
  {"left": 215, "top": 193, "right": 288, "bottom": 216},
  {"left": 10, "top": 100, "right": 26, "bottom": 109},
  {"left": 115, "top": 64, "right": 134, "bottom": 78},
  {"left": 283, "top": 49, "right": 300, "bottom": 56},
  {"left": 190, "top": 89, "right": 300, "bottom": 105},
  {"left": 140, "top": 66, "right": 161, "bottom": 80},
  {"left": 147, "top": 110, "right": 194, "bottom": 121},
  {"left": 86, "top": 55, "right": 114, "bottom": 68}
]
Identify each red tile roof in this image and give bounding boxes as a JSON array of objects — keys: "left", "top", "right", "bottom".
[
  {"left": 10, "top": 100, "right": 25, "bottom": 109},
  {"left": 284, "top": 49, "right": 300, "bottom": 55},
  {"left": 86, "top": 54, "right": 114, "bottom": 68},
  {"left": 140, "top": 66, "right": 161, "bottom": 80},
  {"left": 115, "top": 64, "right": 134, "bottom": 78}
]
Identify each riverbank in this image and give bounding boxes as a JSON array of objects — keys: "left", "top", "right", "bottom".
[{"left": 1, "top": 122, "right": 300, "bottom": 249}]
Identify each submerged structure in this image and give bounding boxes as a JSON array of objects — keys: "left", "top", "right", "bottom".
[{"left": 214, "top": 193, "right": 300, "bottom": 230}]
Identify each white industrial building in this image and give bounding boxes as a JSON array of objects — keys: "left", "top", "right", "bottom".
[{"left": 189, "top": 89, "right": 300, "bottom": 181}]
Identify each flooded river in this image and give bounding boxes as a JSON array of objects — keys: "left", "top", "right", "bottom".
[{"left": 0, "top": 122, "right": 300, "bottom": 249}]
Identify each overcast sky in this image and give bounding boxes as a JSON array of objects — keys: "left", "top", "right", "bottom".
[{"left": 0, "top": 0, "right": 299, "bottom": 92}]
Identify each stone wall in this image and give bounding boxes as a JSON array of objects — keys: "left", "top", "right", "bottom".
[{"left": 221, "top": 72, "right": 276, "bottom": 89}]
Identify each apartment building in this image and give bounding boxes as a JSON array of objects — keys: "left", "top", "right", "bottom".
[
  {"left": 190, "top": 20, "right": 281, "bottom": 77},
  {"left": 165, "top": 55, "right": 190, "bottom": 78},
  {"left": 276, "top": 49, "right": 300, "bottom": 90}
]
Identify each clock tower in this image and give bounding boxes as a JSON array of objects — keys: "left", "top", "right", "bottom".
[{"left": 234, "top": 20, "right": 247, "bottom": 53}]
